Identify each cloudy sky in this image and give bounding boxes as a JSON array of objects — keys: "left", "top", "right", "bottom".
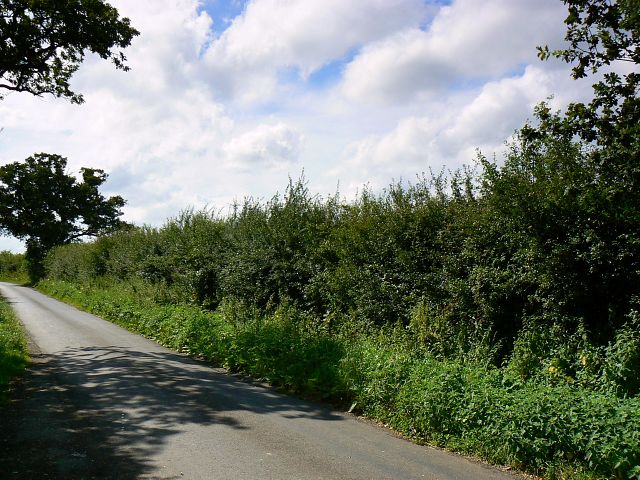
[{"left": 0, "top": 0, "right": 598, "bottom": 252}]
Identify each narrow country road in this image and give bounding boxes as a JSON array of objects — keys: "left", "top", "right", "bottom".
[{"left": 0, "top": 283, "right": 521, "bottom": 480}]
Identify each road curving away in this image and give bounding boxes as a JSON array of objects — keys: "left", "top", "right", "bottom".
[{"left": 0, "top": 282, "right": 523, "bottom": 480}]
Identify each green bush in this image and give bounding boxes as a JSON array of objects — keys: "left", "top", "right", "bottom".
[
  {"left": 43, "top": 143, "right": 640, "bottom": 370},
  {"left": 601, "top": 312, "right": 640, "bottom": 398}
]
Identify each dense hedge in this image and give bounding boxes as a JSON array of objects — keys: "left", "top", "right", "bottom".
[
  {"left": 41, "top": 125, "right": 640, "bottom": 478},
  {"left": 45, "top": 131, "right": 640, "bottom": 394}
]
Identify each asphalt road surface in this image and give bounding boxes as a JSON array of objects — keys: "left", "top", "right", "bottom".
[{"left": 0, "top": 282, "right": 522, "bottom": 479}]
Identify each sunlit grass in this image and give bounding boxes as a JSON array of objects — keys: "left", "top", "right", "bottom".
[
  {"left": 0, "top": 272, "right": 30, "bottom": 285},
  {"left": 0, "top": 298, "right": 28, "bottom": 398}
]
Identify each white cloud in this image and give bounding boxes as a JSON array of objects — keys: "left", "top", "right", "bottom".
[
  {"left": 340, "top": 0, "right": 567, "bottom": 104},
  {"left": 223, "top": 123, "right": 303, "bottom": 169},
  {"left": 73, "top": 0, "right": 213, "bottom": 100},
  {"left": 333, "top": 65, "right": 594, "bottom": 193},
  {"left": 203, "top": 0, "right": 431, "bottom": 102}
]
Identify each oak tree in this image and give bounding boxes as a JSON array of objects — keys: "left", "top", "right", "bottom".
[{"left": 0, "top": 153, "right": 125, "bottom": 281}]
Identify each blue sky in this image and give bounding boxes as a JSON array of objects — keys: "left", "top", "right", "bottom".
[
  {"left": 0, "top": 0, "right": 599, "bottom": 252},
  {"left": 200, "top": 0, "right": 247, "bottom": 36}
]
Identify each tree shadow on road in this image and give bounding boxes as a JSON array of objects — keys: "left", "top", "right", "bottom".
[{"left": 0, "top": 345, "right": 344, "bottom": 479}]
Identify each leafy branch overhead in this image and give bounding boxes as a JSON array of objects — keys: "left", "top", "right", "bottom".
[
  {"left": 532, "top": 0, "right": 639, "bottom": 154},
  {"left": 0, "top": 0, "right": 139, "bottom": 103},
  {"left": 538, "top": 0, "right": 640, "bottom": 78}
]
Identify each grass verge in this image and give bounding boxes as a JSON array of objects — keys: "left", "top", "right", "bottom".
[
  {"left": 38, "top": 278, "right": 640, "bottom": 480},
  {"left": 0, "top": 296, "right": 29, "bottom": 401},
  {"left": 0, "top": 273, "right": 29, "bottom": 285}
]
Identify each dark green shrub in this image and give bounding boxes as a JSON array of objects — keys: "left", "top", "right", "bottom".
[
  {"left": 219, "top": 179, "right": 336, "bottom": 312},
  {"left": 159, "top": 209, "right": 227, "bottom": 307}
]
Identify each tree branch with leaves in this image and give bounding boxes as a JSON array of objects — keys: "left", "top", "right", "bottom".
[{"left": 0, "top": 0, "right": 139, "bottom": 104}]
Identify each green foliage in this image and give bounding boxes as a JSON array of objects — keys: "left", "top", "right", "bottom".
[
  {"left": 0, "top": 0, "right": 139, "bottom": 103},
  {"left": 159, "top": 209, "right": 227, "bottom": 307},
  {"left": 43, "top": 147, "right": 640, "bottom": 367},
  {"left": 537, "top": 0, "right": 640, "bottom": 147},
  {"left": 600, "top": 312, "right": 640, "bottom": 398},
  {"left": 346, "top": 339, "right": 640, "bottom": 479},
  {"left": 533, "top": 2, "right": 640, "bottom": 280},
  {"left": 219, "top": 179, "right": 336, "bottom": 311},
  {"left": 313, "top": 178, "right": 449, "bottom": 327},
  {"left": 538, "top": 0, "right": 639, "bottom": 79},
  {"left": 0, "top": 296, "right": 28, "bottom": 398},
  {"left": 0, "top": 153, "right": 125, "bottom": 282}
]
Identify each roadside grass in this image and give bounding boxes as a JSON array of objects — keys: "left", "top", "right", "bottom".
[
  {"left": 38, "top": 278, "right": 640, "bottom": 480},
  {"left": 0, "top": 273, "right": 30, "bottom": 285},
  {"left": 0, "top": 296, "right": 28, "bottom": 401}
]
